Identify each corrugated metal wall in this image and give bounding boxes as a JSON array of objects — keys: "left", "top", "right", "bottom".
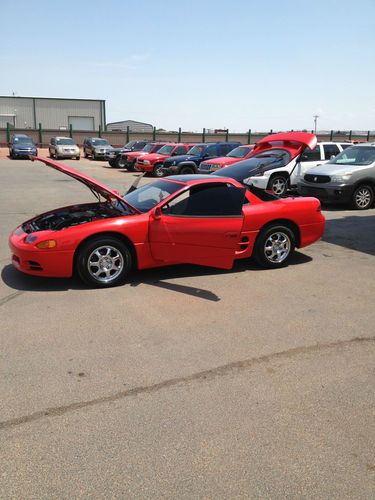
[{"left": 0, "top": 97, "right": 104, "bottom": 130}]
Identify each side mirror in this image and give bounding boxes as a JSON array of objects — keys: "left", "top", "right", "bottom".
[
  {"left": 153, "top": 207, "right": 162, "bottom": 220},
  {"left": 330, "top": 154, "right": 336, "bottom": 159}
]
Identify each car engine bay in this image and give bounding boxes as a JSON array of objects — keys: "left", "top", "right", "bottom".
[{"left": 22, "top": 203, "right": 123, "bottom": 233}]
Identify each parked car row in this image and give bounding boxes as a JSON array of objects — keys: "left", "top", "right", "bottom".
[{"left": 6, "top": 133, "right": 375, "bottom": 210}]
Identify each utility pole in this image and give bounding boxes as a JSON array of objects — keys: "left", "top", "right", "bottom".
[{"left": 313, "top": 115, "right": 319, "bottom": 134}]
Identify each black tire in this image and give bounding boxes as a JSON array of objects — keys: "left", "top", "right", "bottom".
[
  {"left": 10, "top": 151, "right": 14, "bottom": 159},
  {"left": 84, "top": 150, "right": 88, "bottom": 158},
  {"left": 114, "top": 156, "right": 126, "bottom": 168},
  {"left": 76, "top": 236, "right": 132, "bottom": 288},
  {"left": 268, "top": 174, "right": 289, "bottom": 196},
  {"left": 55, "top": 153, "right": 60, "bottom": 160},
  {"left": 180, "top": 165, "right": 195, "bottom": 175},
  {"left": 76, "top": 156, "right": 80, "bottom": 160},
  {"left": 253, "top": 225, "right": 295, "bottom": 269},
  {"left": 153, "top": 163, "right": 165, "bottom": 177},
  {"left": 351, "top": 184, "right": 374, "bottom": 210},
  {"left": 91, "top": 152, "right": 96, "bottom": 160},
  {"left": 127, "top": 160, "right": 136, "bottom": 172}
]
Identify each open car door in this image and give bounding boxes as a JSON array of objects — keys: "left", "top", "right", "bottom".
[{"left": 149, "top": 183, "right": 246, "bottom": 269}]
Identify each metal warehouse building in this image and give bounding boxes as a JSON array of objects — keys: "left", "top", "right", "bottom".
[
  {"left": 0, "top": 96, "right": 106, "bottom": 131},
  {"left": 106, "top": 120, "right": 153, "bottom": 132}
]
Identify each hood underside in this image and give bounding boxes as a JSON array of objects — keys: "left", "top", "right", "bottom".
[{"left": 30, "top": 156, "right": 139, "bottom": 213}]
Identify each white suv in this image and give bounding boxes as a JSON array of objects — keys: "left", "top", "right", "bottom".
[{"left": 250, "top": 142, "right": 352, "bottom": 195}]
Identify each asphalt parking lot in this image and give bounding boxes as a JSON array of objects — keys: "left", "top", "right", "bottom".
[{"left": 1, "top": 156, "right": 375, "bottom": 498}]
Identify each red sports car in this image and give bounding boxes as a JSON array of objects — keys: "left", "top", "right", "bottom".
[{"left": 8, "top": 157, "right": 325, "bottom": 288}]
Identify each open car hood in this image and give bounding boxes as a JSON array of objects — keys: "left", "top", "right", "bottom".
[
  {"left": 31, "top": 156, "right": 139, "bottom": 213},
  {"left": 252, "top": 132, "right": 317, "bottom": 157}
]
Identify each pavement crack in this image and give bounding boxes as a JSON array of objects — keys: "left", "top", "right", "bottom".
[
  {"left": 0, "top": 291, "right": 25, "bottom": 307},
  {"left": 1, "top": 335, "right": 374, "bottom": 431}
]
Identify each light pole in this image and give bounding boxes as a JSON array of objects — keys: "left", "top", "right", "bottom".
[{"left": 313, "top": 115, "right": 319, "bottom": 134}]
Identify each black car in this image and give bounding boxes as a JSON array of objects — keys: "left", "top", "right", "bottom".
[
  {"left": 162, "top": 142, "right": 241, "bottom": 175},
  {"left": 106, "top": 140, "right": 149, "bottom": 168},
  {"left": 212, "top": 151, "right": 290, "bottom": 186},
  {"left": 9, "top": 134, "right": 37, "bottom": 159}
]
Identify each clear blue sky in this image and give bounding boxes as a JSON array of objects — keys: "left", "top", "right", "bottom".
[{"left": 1, "top": 0, "right": 374, "bottom": 131}]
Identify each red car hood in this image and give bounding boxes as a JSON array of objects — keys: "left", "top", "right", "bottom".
[
  {"left": 31, "top": 157, "right": 139, "bottom": 213},
  {"left": 252, "top": 132, "right": 317, "bottom": 157},
  {"left": 126, "top": 150, "right": 148, "bottom": 159},
  {"left": 139, "top": 153, "right": 169, "bottom": 162},
  {"left": 201, "top": 156, "right": 242, "bottom": 166}
]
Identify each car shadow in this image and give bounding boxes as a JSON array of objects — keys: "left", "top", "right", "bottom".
[
  {"left": 323, "top": 213, "right": 375, "bottom": 256},
  {"left": 1, "top": 251, "right": 311, "bottom": 299}
]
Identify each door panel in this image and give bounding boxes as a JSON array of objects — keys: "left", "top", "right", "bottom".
[{"left": 149, "top": 215, "right": 244, "bottom": 269}]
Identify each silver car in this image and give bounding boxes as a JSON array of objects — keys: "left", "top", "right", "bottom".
[
  {"left": 49, "top": 137, "right": 80, "bottom": 160},
  {"left": 297, "top": 143, "right": 375, "bottom": 210}
]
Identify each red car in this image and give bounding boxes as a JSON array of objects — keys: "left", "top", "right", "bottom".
[
  {"left": 119, "top": 142, "right": 167, "bottom": 171},
  {"left": 135, "top": 143, "right": 194, "bottom": 177},
  {"left": 9, "top": 157, "right": 325, "bottom": 288},
  {"left": 198, "top": 144, "right": 255, "bottom": 173}
]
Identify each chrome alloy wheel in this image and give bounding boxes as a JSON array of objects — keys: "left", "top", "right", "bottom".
[
  {"left": 87, "top": 245, "right": 124, "bottom": 283},
  {"left": 270, "top": 177, "right": 287, "bottom": 195},
  {"left": 355, "top": 187, "right": 372, "bottom": 209},
  {"left": 264, "top": 232, "right": 291, "bottom": 263}
]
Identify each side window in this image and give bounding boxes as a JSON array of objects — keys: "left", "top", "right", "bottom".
[
  {"left": 340, "top": 143, "right": 352, "bottom": 150},
  {"left": 162, "top": 184, "right": 245, "bottom": 217},
  {"left": 300, "top": 145, "right": 321, "bottom": 162},
  {"left": 174, "top": 146, "right": 188, "bottom": 155},
  {"left": 323, "top": 144, "right": 340, "bottom": 160},
  {"left": 204, "top": 145, "right": 218, "bottom": 157}
]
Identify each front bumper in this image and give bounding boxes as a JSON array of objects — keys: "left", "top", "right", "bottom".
[
  {"left": 248, "top": 175, "right": 269, "bottom": 190},
  {"left": 12, "top": 150, "right": 37, "bottom": 157},
  {"left": 9, "top": 228, "right": 73, "bottom": 278},
  {"left": 135, "top": 162, "right": 154, "bottom": 172},
  {"left": 57, "top": 149, "right": 80, "bottom": 158},
  {"left": 297, "top": 182, "right": 353, "bottom": 204}
]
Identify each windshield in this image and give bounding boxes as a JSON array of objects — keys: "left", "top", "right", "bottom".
[
  {"left": 329, "top": 146, "right": 375, "bottom": 166},
  {"left": 14, "top": 136, "right": 33, "bottom": 144},
  {"left": 156, "top": 145, "right": 175, "bottom": 155},
  {"left": 213, "top": 150, "right": 290, "bottom": 181},
  {"left": 142, "top": 143, "right": 154, "bottom": 152},
  {"left": 124, "top": 141, "right": 137, "bottom": 148},
  {"left": 56, "top": 138, "right": 75, "bottom": 145},
  {"left": 187, "top": 145, "right": 205, "bottom": 155},
  {"left": 123, "top": 180, "right": 182, "bottom": 213},
  {"left": 92, "top": 139, "right": 110, "bottom": 146},
  {"left": 227, "top": 146, "right": 252, "bottom": 158}
]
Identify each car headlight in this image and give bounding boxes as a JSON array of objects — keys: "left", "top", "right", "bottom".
[
  {"left": 143, "top": 160, "right": 150, "bottom": 164},
  {"left": 331, "top": 173, "right": 353, "bottom": 182}
]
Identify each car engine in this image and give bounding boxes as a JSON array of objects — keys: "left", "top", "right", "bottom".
[{"left": 23, "top": 203, "right": 122, "bottom": 233}]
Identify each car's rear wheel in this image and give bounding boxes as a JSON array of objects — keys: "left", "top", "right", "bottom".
[
  {"left": 115, "top": 156, "right": 126, "bottom": 168},
  {"left": 76, "top": 236, "right": 132, "bottom": 288},
  {"left": 180, "top": 166, "right": 195, "bottom": 175},
  {"left": 153, "top": 163, "right": 165, "bottom": 177},
  {"left": 268, "top": 174, "right": 289, "bottom": 196},
  {"left": 253, "top": 225, "right": 295, "bottom": 268},
  {"left": 351, "top": 184, "right": 374, "bottom": 210}
]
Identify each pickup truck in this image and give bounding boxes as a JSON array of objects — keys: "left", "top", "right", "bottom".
[
  {"left": 162, "top": 142, "right": 241, "bottom": 175},
  {"left": 135, "top": 143, "right": 195, "bottom": 177},
  {"left": 198, "top": 145, "right": 254, "bottom": 173}
]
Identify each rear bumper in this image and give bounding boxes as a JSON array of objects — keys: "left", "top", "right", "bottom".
[{"left": 297, "top": 182, "right": 353, "bottom": 204}]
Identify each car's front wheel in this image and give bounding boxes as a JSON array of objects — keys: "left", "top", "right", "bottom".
[
  {"left": 253, "top": 225, "right": 295, "bottom": 268},
  {"left": 76, "top": 236, "right": 132, "bottom": 288},
  {"left": 351, "top": 184, "right": 374, "bottom": 210},
  {"left": 180, "top": 165, "right": 195, "bottom": 175},
  {"left": 114, "top": 156, "right": 127, "bottom": 168},
  {"left": 153, "top": 163, "right": 165, "bottom": 177},
  {"left": 268, "top": 174, "right": 289, "bottom": 196}
]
